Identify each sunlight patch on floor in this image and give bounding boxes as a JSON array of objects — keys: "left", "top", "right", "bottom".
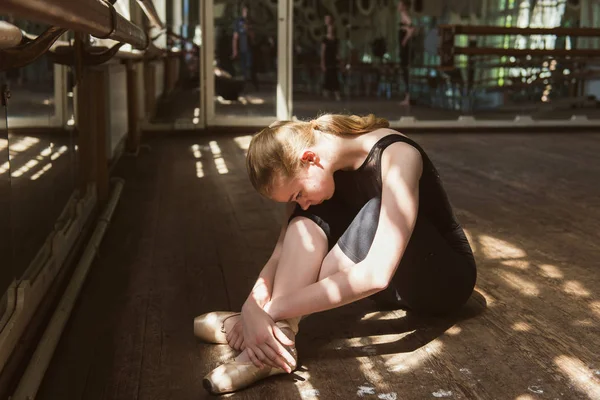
[
  {"left": 537, "top": 263, "right": 563, "bottom": 279},
  {"left": 384, "top": 339, "right": 443, "bottom": 374},
  {"left": 9, "top": 144, "right": 70, "bottom": 182},
  {"left": 511, "top": 322, "right": 532, "bottom": 332},
  {"left": 554, "top": 355, "right": 600, "bottom": 399},
  {"left": 214, "top": 157, "right": 228, "bottom": 174},
  {"left": 0, "top": 161, "right": 9, "bottom": 175},
  {"left": 341, "top": 331, "right": 416, "bottom": 348},
  {"left": 209, "top": 141, "right": 229, "bottom": 175},
  {"left": 293, "top": 370, "right": 321, "bottom": 399},
  {"left": 191, "top": 144, "right": 202, "bottom": 159},
  {"left": 10, "top": 136, "right": 39, "bottom": 153},
  {"left": 501, "top": 259, "right": 529, "bottom": 270},
  {"left": 355, "top": 354, "right": 385, "bottom": 386},
  {"left": 30, "top": 163, "right": 53, "bottom": 181},
  {"left": 191, "top": 144, "right": 205, "bottom": 178},
  {"left": 497, "top": 270, "right": 539, "bottom": 297},
  {"left": 479, "top": 235, "right": 527, "bottom": 260},
  {"left": 11, "top": 158, "right": 39, "bottom": 178},
  {"left": 444, "top": 326, "right": 462, "bottom": 336},
  {"left": 589, "top": 301, "right": 600, "bottom": 318},
  {"left": 209, "top": 141, "right": 221, "bottom": 156},
  {"left": 361, "top": 311, "right": 405, "bottom": 321},
  {"left": 562, "top": 280, "right": 591, "bottom": 298},
  {"left": 50, "top": 145, "right": 67, "bottom": 161},
  {"left": 233, "top": 135, "right": 253, "bottom": 153},
  {"left": 196, "top": 161, "right": 205, "bottom": 178}
]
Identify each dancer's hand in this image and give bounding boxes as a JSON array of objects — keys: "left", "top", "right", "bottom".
[
  {"left": 241, "top": 300, "right": 296, "bottom": 372},
  {"left": 224, "top": 279, "right": 272, "bottom": 351},
  {"left": 225, "top": 318, "right": 245, "bottom": 351}
]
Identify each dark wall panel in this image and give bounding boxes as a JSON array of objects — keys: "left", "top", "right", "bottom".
[
  {"left": 0, "top": 82, "right": 13, "bottom": 299},
  {"left": 8, "top": 129, "right": 75, "bottom": 279}
]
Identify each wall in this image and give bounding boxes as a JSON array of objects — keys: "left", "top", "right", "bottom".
[
  {"left": 155, "top": 61, "right": 165, "bottom": 100},
  {"left": 107, "top": 64, "right": 129, "bottom": 159}
]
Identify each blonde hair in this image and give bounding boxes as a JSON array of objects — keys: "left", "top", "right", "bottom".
[{"left": 246, "top": 114, "right": 389, "bottom": 197}]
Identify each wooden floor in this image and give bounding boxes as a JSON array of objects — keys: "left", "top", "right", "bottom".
[{"left": 36, "top": 131, "right": 600, "bottom": 400}]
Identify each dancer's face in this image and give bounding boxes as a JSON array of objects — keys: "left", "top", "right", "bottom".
[{"left": 270, "top": 151, "right": 335, "bottom": 210}]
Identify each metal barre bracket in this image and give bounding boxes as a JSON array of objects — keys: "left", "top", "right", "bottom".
[
  {"left": 0, "top": 26, "right": 68, "bottom": 71},
  {"left": 94, "top": 0, "right": 118, "bottom": 39},
  {"left": 49, "top": 42, "right": 126, "bottom": 66}
]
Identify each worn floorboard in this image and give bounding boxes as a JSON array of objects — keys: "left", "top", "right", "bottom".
[{"left": 36, "top": 131, "right": 599, "bottom": 400}]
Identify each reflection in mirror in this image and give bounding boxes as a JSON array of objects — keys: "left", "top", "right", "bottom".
[
  {"left": 292, "top": 0, "right": 440, "bottom": 121},
  {"left": 291, "top": 0, "right": 600, "bottom": 122},
  {"left": 462, "top": 0, "right": 600, "bottom": 121},
  {"left": 3, "top": 37, "right": 76, "bottom": 280},
  {"left": 151, "top": 0, "right": 202, "bottom": 124},
  {"left": 6, "top": 53, "right": 56, "bottom": 127},
  {"left": 2, "top": 18, "right": 59, "bottom": 128},
  {"left": 212, "top": 0, "right": 277, "bottom": 118}
]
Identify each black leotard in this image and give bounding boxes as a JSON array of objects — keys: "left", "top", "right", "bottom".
[{"left": 290, "top": 133, "right": 477, "bottom": 315}]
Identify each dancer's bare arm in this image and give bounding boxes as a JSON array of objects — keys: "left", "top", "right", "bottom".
[
  {"left": 226, "top": 203, "right": 296, "bottom": 366},
  {"left": 266, "top": 142, "right": 422, "bottom": 320},
  {"left": 226, "top": 203, "right": 295, "bottom": 352}
]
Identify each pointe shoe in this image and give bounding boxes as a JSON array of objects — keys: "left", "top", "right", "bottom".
[
  {"left": 203, "top": 347, "right": 297, "bottom": 394},
  {"left": 193, "top": 311, "right": 240, "bottom": 344},
  {"left": 202, "top": 320, "right": 299, "bottom": 394}
]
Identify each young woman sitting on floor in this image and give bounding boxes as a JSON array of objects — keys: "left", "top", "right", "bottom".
[{"left": 194, "top": 113, "right": 477, "bottom": 394}]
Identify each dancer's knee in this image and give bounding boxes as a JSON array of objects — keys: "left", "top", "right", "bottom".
[
  {"left": 288, "top": 215, "right": 328, "bottom": 241},
  {"left": 286, "top": 216, "right": 328, "bottom": 254}
]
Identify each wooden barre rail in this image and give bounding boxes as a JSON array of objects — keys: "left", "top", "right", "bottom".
[
  {"left": 455, "top": 48, "right": 600, "bottom": 57},
  {"left": 439, "top": 24, "right": 600, "bottom": 37},
  {"left": 0, "top": 0, "right": 148, "bottom": 49},
  {"left": 439, "top": 25, "right": 600, "bottom": 69},
  {"left": 0, "top": 22, "right": 158, "bottom": 58},
  {"left": 0, "top": 21, "right": 22, "bottom": 49}
]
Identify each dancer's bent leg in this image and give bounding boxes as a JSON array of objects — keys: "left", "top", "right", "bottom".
[
  {"left": 233, "top": 216, "right": 328, "bottom": 364},
  {"left": 270, "top": 216, "right": 329, "bottom": 299}
]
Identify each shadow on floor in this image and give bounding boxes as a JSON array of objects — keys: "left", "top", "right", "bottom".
[{"left": 296, "top": 290, "right": 487, "bottom": 363}]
